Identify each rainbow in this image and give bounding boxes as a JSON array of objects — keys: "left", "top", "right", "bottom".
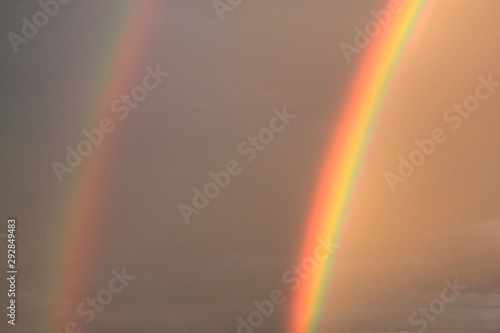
[
  {"left": 41, "top": 2, "right": 162, "bottom": 331},
  {"left": 290, "top": 1, "right": 436, "bottom": 332}
]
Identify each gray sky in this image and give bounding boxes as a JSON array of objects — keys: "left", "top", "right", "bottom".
[{"left": 1, "top": 1, "right": 500, "bottom": 332}]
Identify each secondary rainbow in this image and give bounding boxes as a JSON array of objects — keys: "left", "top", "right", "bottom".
[
  {"left": 41, "top": 2, "right": 160, "bottom": 331},
  {"left": 290, "top": 1, "right": 436, "bottom": 332}
]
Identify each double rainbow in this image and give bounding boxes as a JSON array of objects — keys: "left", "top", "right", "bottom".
[
  {"left": 290, "top": 1, "right": 436, "bottom": 332},
  {"left": 40, "top": 1, "right": 437, "bottom": 332}
]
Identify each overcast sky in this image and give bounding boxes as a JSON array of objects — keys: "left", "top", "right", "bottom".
[{"left": 1, "top": 1, "right": 500, "bottom": 332}]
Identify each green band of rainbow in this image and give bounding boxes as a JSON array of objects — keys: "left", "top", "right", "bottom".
[{"left": 290, "top": 1, "right": 436, "bottom": 332}]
